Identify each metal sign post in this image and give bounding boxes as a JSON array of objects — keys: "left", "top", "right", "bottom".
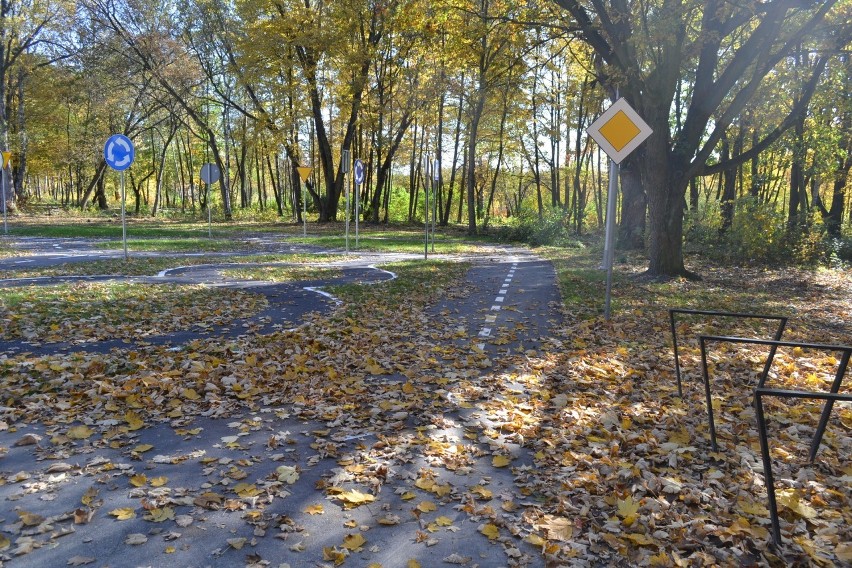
[
  {"left": 104, "top": 134, "right": 135, "bottom": 260},
  {"left": 1, "top": 151, "right": 10, "bottom": 236},
  {"left": 353, "top": 159, "right": 364, "bottom": 248},
  {"left": 432, "top": 159, "right": 439, "bottom": 253},
  {"left": 586, "top": 98, "right": 653, "bottom": 319},
  {"left": 424, "top": 158, "right": 430, "bottom": 259},
  {"left": 342, "top": 149, "right": 351, "bottom": 252},
  {"left": 603, "top": 160, "right": 618, "bottom": 319},
  {"left": 296, "top": 167, "right": 313, "bottom": 237},
  {"left": 200, "top": 164, "right": 221, "bottom": 239}
]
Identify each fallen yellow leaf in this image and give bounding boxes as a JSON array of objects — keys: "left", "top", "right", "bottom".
[
  {"left": 335, "top": 488, "right": 375, "bottom": 508},
  {"left": 109, "top": 507, "right": 136, "bottom": 520},
  {"left": 323, "top": 546, "right": 346, "bottom": 566},
  {"left": 492, "top": 455, "right": 512, "bottom": 467},
  {"left": 125, "top": 411, "right": 144, "bottom": 431},
  {"left": 67, "top": 425, "right": 94, "bottom": 440},
  {"left": 343, "top": 533, "right": 367, "bottom": 551},
  {"left": 129, "top": 474, "right": 147, "bottom": 487},
  {"left": 18, "top": 510, "right": 45, "bottom": 526},
  {"left": 416, "top": 501, "right": 437, "bottom": 513},
  {"left": 145, "top": 507, "right": 175, "bottom": 523},
  {"left": 480, "top": 523, "right": 500, "bottom": 540}
]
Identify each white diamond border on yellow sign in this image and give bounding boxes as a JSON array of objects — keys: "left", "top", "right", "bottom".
[{"left": 586, "top": 97, "right": 653, "bottom": 164}]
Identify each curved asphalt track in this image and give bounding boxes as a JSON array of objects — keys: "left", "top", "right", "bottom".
[{"left": 0, "top": 235, "right": 563, "bottom": 568}]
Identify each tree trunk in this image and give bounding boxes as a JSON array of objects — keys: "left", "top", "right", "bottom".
[
  {"left": 466, "top": 88, "right": 485, "bottom": 234},
  {"left": 643, "top": 132, "right": 688, "bottom": 277},
  {"left": 617, "top": 151, "right": 646, "bottom": 249}
]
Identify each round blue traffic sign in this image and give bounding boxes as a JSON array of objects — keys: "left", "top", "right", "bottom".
[
  {"left": 353, "top": 159, "right": 365, "bottom": 185},
  {"left": 104, "top": 134, "right": 135, "bottom": 171}
]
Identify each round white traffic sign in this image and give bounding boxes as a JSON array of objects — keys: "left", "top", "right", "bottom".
[
  {"left": 353, "top": 159, "right": 365, "bottom": 185},
  {"left": 104, "top": 134, "right": 135, "bottom": 171},
  {"left": 200, "top": 163, "right": 221, "bottom": 184}
]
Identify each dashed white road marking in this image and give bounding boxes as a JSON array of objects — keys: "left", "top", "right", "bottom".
[{"left": 475, "top": 262, "right": 520, "bottom": 352}]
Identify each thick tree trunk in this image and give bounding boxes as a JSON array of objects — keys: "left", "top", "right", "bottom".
[
  {"left": 617, "top": 151, "right": 646, "bottom": 249},
  {"left": 643, "top": 134, "right": 688, "bottom": 277},
  {"left": 466, "top": 90, "right": 485, "bottom": 235}
]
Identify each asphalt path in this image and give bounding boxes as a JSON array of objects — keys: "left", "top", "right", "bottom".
[{"left": 0, "top": 238, "right": 563, "bottom": 568}]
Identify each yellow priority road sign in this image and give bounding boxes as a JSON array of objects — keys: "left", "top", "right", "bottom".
[
  {"left": 2, "top": 151, "right": 11, "bottom": 168},
  {"left": 586, "top": 98, "right": 653, "bottom": 164},
  {"left": 296, "top": 167, "right": 312, "bottom": 182}
]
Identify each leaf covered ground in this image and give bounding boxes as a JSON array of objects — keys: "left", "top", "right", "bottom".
[{"left": 0, "top": 244, "right": 849, "bottom": 567}]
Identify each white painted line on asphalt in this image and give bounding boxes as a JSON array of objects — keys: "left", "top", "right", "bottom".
[
  {"left": 368, "top": 264, "right": 398, "bottom": 280},
  {"left": 14, "top": 260, "right": 34, "bottom": 264},
  {"left": 491, "top": 305, "right": 501, "bottom": 311},
  {"left": 485, "top": 315, "right": 496, "bottom": 323},
  {"left": 500, "top": 288, "right": 508, "bottom": 294},
  {"left": 477, "top": 342, "right": 485, "bottom": 351},
  {"left": 479, "top": 328, "right": 491, "bottom": 337},
  {"left": 495, "top": 296, "right": 505, "bottom": 303}
]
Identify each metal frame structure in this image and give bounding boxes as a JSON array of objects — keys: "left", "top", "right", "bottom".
[
  {"left": 754, "top": 386, "right": 852, "bottom": 545},
  {"left": 698, "top": 336, "right": 850, "bottom": 453},
  {"left": 670, "top": 309, "right": 850, "bottom": 547},
  {"left": 669, "top": 309, "right": 788, "bottom": 397}
]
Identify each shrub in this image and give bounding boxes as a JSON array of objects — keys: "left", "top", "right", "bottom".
[
  {"left": 494, "top": 207, "right": 582, "bottom": 247},
  {"left": 684, "top": 196, "right": 848, "bottom": 267}
]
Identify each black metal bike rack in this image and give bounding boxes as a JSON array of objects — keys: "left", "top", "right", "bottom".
[
  {"left": 669, "top": 309, "right": 787, "bottom": 398},
  {"left": 698, "top": 336, "right": 850, "bottom": 454},
  {"left": 754, "top": 385, "right": 852, "bottom": 545},
  {"left": 670, "top": 310, "right": 850, "bottom": 547}
]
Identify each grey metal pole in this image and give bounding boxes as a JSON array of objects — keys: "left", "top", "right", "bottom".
[
  {"left": 302, "top": 181, "right": 307, "bottom": 237},
  {"left": 1, "top": 166, "right": 7, "bottom": 236},
  {"left": 355, "top": 176, "right": 359, "bottom": 248},
  {"left": 207, "top": 182, "right": 212, "bottom": 238},
  {"left": 345, "top": 172, "right": 350, "bottom": 253},
  {"left": 424, "top": 160, "right": 429, "bottom": 259},
  {"left": 604, "top": 159, "right": 618, "bottom": 319},
  {"left": 121, "top": 171, "right": 128, "bottom": 260},
  {"left": 431, "top": 159, "right": 437, "bottom": 252}
]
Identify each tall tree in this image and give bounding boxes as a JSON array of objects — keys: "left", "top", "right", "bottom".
[
  {"left": 553, "top": 0, "right": 849, "bottom": 276},
  {"left": 1, "top": 0, "right": 74, "bottom": 209}
]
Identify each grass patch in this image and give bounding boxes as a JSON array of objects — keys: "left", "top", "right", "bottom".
[
  {"left": 0, "top": 253, "right": 347, "bottom": 279},
  {"left": 329, "top": 260, "right": 469, "bottom": 317},
  {"left": 0, "top": 281, "right": 266, "bottom": 343},
  {"left": 219, "top": 265, "right": 342, "bottom": 282}
]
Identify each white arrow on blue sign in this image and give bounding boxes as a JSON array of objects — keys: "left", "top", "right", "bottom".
[
  {"left": 353, "top": 159, "right": 365, "bottom": 185},
  {"left": 104, "top": 134, "right": 135, "bottom": 171}
]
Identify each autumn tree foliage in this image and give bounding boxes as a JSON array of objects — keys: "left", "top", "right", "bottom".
[
  {"left": 4, "top": 0, "right": 852, "bottom": 268},
  {"left": 551, "top": 0, "right": 851, "bottom": 276}
]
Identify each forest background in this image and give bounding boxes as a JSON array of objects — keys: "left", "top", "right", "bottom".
[{"left": 1, "top": 0, "right": 851, "bottom": 276}]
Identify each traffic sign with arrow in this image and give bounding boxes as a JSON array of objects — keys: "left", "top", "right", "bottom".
[
  {"left": 104, "top": 134, "right": 135, "bottom": 171},
  {"left": 353, "top": 159, "right": 365, "bottom": 185}
]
